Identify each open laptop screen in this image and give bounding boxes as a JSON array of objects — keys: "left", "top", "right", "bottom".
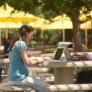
[{"left": 54, "top": 47, "right": 64, "bottom": 60}]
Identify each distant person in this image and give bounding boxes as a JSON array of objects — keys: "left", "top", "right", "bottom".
[
  {"left": 2, "top": 36, "right": 12, "bottom": 58},
  {"left": 8, "top": 25, "right": 50, "bottom": 92}
]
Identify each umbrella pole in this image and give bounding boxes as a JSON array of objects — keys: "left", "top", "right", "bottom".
[
  {"left": 5, "top": 28, "right": 8, "bottom": 39},
  {"left": 85, "top": 29, "right": 88, "bottom": 47},
  {"left": 40, "top": 30, "right": 44, "bottom": 48},
  {"left": 62, "top": 29, "right": 65, "bottom": 41},
  {"left": 0, "top": 29, "right": 1, "bottom": 45}
]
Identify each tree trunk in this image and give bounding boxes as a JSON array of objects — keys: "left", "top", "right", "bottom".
[{"left": 71, "top": 12, "right": 83, "bottom": 51}]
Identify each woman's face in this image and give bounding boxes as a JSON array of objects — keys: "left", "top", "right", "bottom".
[{"left": 25, "top": 32, "right": 33, "bottom": 42}]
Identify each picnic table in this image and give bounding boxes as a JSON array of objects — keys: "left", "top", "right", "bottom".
[{"left": 40, "top": 60, "right": 92, "bottom": 84}]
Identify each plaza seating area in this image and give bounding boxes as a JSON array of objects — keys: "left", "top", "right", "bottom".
[{"left": 0, "top": 42, "right": 92, "bottom": 92}]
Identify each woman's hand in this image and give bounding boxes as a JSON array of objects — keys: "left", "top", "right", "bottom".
[{"left": 36, "top": 58, "right": 44, "bottom": 64}]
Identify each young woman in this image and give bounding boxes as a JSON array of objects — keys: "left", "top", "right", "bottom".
[{"left": 7, "top": 25, "right": 50, "bottom": 92}]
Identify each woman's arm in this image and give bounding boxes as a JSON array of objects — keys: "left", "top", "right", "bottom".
[{"left": 20, "top": 50, "right": 41, "bottom": 66}]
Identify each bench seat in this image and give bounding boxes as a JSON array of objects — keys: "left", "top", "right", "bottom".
[
  {"left": 1, "top": 83, "right": 92, "bottom": 92},
  {"left": 0, "top": 83, "right": 34, "bottom": 92},
  {"left": 48, "top": 83, "right": 92, "bottom": 91}
]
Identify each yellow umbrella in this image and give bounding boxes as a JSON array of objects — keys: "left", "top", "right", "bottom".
[
  {"left": 80, "top": 20, "right": 92, "bottom": 29},
  {"left": 42, "top": 20, "right": 73, "bottom": 30},
  {"left": 0, "top": 4, "right": 39, "bottom": 22},
  {"left": 0, "top": 17, "right": 38, "bottom": 22},
  {"left": 52, "top": 15, "right": 70, "bottom": 21},
  {"left": 28, "top": 18, "right": 50, "bottom": 29},
  {"left": 0, "top": 22, "right": 21, "bottom": 28}
]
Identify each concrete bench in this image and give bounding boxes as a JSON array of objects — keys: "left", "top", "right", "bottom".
[
  {"left": 1, "top": 83, "right": 92, "bottom": 92},
  {"left": 0, "top": 82, "right": 38, "bottom": 92},
  {"left": 48, "top": 83, "right": 92, "bottom": 92}
]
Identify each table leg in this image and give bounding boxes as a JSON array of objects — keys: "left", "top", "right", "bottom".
[{"left": 54, "top": 67, "right": 74, "bottom": 84}]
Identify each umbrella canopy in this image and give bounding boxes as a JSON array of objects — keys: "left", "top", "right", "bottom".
[
  {"left": 80, "top": 20, "right": 92, "bottom": 29},
  {"left": 0, "top": 22, "right": 21, "bottom": 28},
  {"left": 28, "top": 18, "right": 50, "bottom": 29},
  {"left": 52, "top": 15, "right": 70, "bottom": 21},
  {"left": 0, "top": 17, "right": 38, "bottom": 22},
  {"left": 0, "top": 4, "right": 39, "bottom": 22},
  {"left": 42, "top": 15, "right": 73, "bottom": 30},
  {"left": 42, "top": 20, "right": 73, "bottom": 30}
]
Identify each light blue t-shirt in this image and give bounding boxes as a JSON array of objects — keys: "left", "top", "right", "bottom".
[{"left": 8, "top": 40, "right": 28, "bottom": 81}]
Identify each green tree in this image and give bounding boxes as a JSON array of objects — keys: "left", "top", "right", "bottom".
[
  {"left": 2, "top": 0, "right": 92, "bottom": 51},
  {"left": 0, "top": 0, "right": 7, "bottom": 6}
]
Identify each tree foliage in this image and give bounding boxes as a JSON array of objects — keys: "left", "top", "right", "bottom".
[
  {"left": 4, "top": 0, "right": 91, "bottom": 19},
  {"left": 0, "top": 0, "right": 7, "bottom": 6}
]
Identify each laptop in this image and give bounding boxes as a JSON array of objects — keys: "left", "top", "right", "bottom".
[
  {"left": 53, "top": 47, "right": 64, "bottom": 60},
  {"left": 53, "top": 46, "right": 72, "bottom": 61}
]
